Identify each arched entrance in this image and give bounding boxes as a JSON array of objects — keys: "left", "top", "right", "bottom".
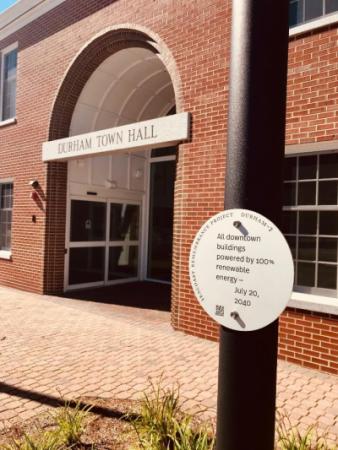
[{"left": 44, "top": 28, "right": 183, "bottom": 302}]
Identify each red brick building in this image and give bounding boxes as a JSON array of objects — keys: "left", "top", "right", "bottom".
[{"left": 0, "top": 0, "right": 337, "bottom": 374}]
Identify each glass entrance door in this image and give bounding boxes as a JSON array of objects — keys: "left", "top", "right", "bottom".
[
  {"left": 68, "top": 200, "right": 107, "bottom": 287},
  {"left": 147, "top": 158, "right": 176, "bottom": 282},
  {"left": 66, "top": 147, "right": 176, "bottom": 290},
  {"left": 67, "top": 199, "right": 140, "bottom": 289},
  {"left": 108, "top": 203, "right": 140, "bottom": 281}
]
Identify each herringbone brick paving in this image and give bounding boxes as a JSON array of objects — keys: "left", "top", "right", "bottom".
[{"left": 0, "top": 286, "right": 337, "bottom": 443}]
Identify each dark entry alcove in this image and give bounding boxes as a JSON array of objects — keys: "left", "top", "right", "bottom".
[{"left": 63, "top": 281, "right": 171, "bottom": 312}]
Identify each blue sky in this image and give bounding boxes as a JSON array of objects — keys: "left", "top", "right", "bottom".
[{"left": 0, "top": 0, "right": 17, "bottom": 13}]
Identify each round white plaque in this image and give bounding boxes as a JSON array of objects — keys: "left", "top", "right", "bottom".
[{"left": 189, "top": 209, "right": 294, "bottom": 331}]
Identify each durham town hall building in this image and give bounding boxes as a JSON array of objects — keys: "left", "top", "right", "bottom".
[{"left": 0, "top": 0, "right": 337, "bottom": 374}]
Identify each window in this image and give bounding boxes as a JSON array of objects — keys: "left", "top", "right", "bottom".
[
  {"left": 282, "top": 153, "right": 338, "bottom": 297},
  {"left": 0, "top": 182, "right": 13, "bottom": 252},
  {"left": 1, "top": 45, "right": 18, "bottom": 121},
  {"left": 289, "top": 0, "right": 338, "bottom": 27}
]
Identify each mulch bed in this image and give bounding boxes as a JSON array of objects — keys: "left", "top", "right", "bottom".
[{"left": 0, "top": 398, "right": 140, "bottom": 449}]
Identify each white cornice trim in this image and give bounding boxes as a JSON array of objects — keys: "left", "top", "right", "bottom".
[
  {"left": 0, "top": 0, "right": 67, "bottom": 43},
  {"left": 289, "top": 12, "right": 338, "bottom": 38}
]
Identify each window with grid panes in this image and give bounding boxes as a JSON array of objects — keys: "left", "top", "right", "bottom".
[
  {"left": 0, "top": 183, "right": 13, "bottom": 251},
  {"left": 1, "top": 47, "right": 17, "bottom": 121},
  {"left": 289, "top": 0, "right": 338, "bottom": 27},
  {"left": 282, "top": 153, "right": 338, "bottom": 297}
]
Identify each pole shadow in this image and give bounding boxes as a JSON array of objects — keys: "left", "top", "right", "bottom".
[{"left": 0, "top": 382, "right": 138, "bottom": 421}]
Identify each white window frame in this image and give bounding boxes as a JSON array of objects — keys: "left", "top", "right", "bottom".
[
  {"left": 0, "top": 42, "right": 18, "bottom": 125},
  {"left": 289, "top": 8, "right": 338, "bottom": 37},
  {"left": 285, "top": 141, "right": 338, "bottom": 316},
  {"left": 0, "top": 177, "right": 14, "bottom": 260}
]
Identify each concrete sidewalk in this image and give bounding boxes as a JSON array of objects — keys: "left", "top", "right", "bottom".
[{"left": 0, "top": 286, "right": 337, "bottom": 443}]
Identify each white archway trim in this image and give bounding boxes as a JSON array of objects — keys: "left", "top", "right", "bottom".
[
  {"left": 48, "top": 23, "right": 183, "bottom": 135},
  {"left": 71, "top": 46, "right": 175, "bottom": 133}
]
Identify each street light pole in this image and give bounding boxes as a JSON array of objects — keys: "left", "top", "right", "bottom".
[{"left": 216, "top": 2, "right": 290, "bottom": 450}]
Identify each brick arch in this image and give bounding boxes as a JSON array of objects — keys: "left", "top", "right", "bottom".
[
  {"left": 48, "top": 26, "right": 183, "bottom": 140},
  {"left": 44, "top": 26, "right": 182, "bottom": 294}
]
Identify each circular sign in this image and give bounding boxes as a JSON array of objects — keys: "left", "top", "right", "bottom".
[{"left": 189, "top": 209, "right": 294, "bottom": 331}]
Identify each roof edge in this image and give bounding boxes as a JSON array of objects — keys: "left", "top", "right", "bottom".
[{"left": 0, "top": 0, "right": 66, "bottom": 43}]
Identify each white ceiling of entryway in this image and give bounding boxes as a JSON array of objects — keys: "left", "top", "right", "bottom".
[{"left": 70, "top": 47, "right": 175, "bottom": 136}]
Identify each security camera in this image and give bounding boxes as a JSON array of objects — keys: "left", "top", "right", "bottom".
[{"left": 29, "top": 180, "right": 39, "bottom": 189}]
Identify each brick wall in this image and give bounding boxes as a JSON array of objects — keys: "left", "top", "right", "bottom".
[
  {"left": 171, "top": 0, "right": 230, "bottom": 341},
  {"left": 172, "top": 18, "right": 338, "bottom": 375},
  {"left": 0, "top": 0, "right": 229, "bottom": 295},
  {"left": 279, "top": 309, "right": 338, "bottom": 374},
  {"left": 286, "top": 26, "right": 338, "bottom": 144},
  {"left": 277, "top": 25, "right": 338, "bottom": 373},
  {"left": 0, "top": 0, "right": 337, "bottom": 374}
]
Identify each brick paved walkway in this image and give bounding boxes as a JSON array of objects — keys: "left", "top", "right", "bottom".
[{"left": 0, "top": 286, "right": 337, "bottom": 443}]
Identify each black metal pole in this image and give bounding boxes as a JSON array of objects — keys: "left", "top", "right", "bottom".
[{"left": 216, "top": 2, "right": 289, "bottom": 450}]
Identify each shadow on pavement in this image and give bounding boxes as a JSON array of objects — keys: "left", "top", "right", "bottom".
[{"left": 0, "top": 382, "right": 137, "bottom": 421}]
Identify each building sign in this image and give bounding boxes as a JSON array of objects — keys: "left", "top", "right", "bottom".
[
  {"left": 42, "top": 112, "right": 190, "bottom": 162},
  {"left": 189, "top": 209, "right": 294, "bottom": 331}
]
